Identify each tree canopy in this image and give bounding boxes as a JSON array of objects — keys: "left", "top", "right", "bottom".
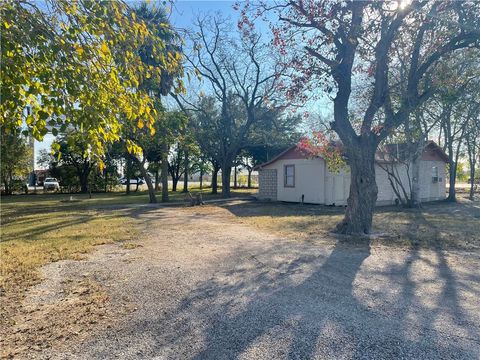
[
  {"left": 241, "top": 0, "right": 480, "bottom": 234},
  {"left": 1, "top": 0, "right": 185, "bottom": 163}
]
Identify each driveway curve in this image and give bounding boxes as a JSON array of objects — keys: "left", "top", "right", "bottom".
[{"left": 36, "top": 204, "right": 480, "bottom": 359}]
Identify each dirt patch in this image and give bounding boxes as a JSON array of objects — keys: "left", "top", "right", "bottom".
[
  {"left": 0, "top": 244, "right": 139, "bottom": 359},
  {"left": 2, "top": 279, "right": 110, "bottom": 359},
  {"left": 2, "top": 201, "right": 479, "bottom": 359}
]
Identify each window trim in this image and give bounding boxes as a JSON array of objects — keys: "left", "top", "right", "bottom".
[
  {"left": 284, "top": 164, "right": 295, "bottom": 188},
  {"left": 432, "top": 166, "right": 439, "bottom": 183}
]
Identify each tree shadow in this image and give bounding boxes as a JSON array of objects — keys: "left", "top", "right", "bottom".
[{"left": 52, "top": 201, "right": 479, "bottom": 359}]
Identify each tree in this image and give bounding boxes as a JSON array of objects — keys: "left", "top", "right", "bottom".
[
  {"left": 168, "top": 143, "right": 185, "bottom": 192},
  {"left": 242, "top": 107, "right": 303, "bottom": 186},
  {"left": 465, "top": 113, "right": 480, "bottom": 200},
  {"left": 375, "top": 103, "right": 442, "bottom": 207},
  {"left": 210, "top": 160, "right": 221, "bottom": 194},
  {"left": 193, "top": 156, "right": 212, "bottom": 190},
  {"left": 244, "top": 0, "right": 480, "bottom": 234},
  {"left": 117, "top": 3, "right": 186, "bottom": 204},
  {"left": 175, "top": 15, "right": 287, "bottom": 197},
  {"left": 51, "top": 132, "right": 97, "bottom": 193},
  {"left": 1, "top": 0, "right": 184, "bottom": 163},
  {"left": 431, "top": 52, "right": 480, "bottom": 202},
  {"left": 0, "top": 126, "right": 32, "bottom": 195}
]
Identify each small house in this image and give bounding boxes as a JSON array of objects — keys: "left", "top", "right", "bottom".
[{"left": 254, "top": 141, "right": 448, "bottom": 206}]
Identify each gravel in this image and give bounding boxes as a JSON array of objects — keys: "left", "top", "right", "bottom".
[{"left": 34, "top": 205, "right": 480, "bottom": 359}]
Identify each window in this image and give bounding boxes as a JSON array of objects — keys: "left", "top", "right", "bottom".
[
  {"left": 284, "top": 165, "right": 295, "bottom": 187},
  {"left": 432, "top": 166, "right": 439, "bottom": 183}
]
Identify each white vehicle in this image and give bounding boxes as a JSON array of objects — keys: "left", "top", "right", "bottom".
[
  {"left": 119, "top": 177, "right": 145, "bottom": 185},
  {"left": 43, "top": 178, "right": 60, "bottom": 191}
]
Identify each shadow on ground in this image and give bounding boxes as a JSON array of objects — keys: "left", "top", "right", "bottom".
[
  {"left": 80, "top": 205, "right": 480, "bottom": 359},
  {"left": 168, "top": 241, "right": 478, "bottom": 358}
]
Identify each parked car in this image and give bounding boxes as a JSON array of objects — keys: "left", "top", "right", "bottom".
[
  {"left": 43, "top": 178, "right": 60, "bottom": 191},
  {"left": 119, "top": 177, "right": 145, "bottom": 185}
]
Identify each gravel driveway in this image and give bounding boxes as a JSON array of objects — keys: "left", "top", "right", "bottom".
[{"left": 35, "top": 204, "right": 480, "bottom": 359}]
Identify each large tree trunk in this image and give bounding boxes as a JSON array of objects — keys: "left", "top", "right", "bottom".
[
  {"left": 199, "top": 168, "right": 203, "bottom": 190},
  {"left": 211, "top": 167, "right": 218, "bottom": 194},
  {"left": 3, "top": 178, "right": 11, "bottom": 195},
  {"left": 221, "top": 163, "right": 232, "bottom": 198},
  {"left": 79, "top": 168, "right": 89, "bottom": 193},
  {"left": 172, "top": 177, "right": 178, "bottom": 192},
  {"left": 125, "top": 157, "right": 131, "bottom": 195},
  {"left": 247, "top": 168, "right": 252, "bottom": 188},
  {"left": 466, "top": 137, "right": 477, "bottom": 201},
  {"left": 410, "top": 153, "right": 421, "bottom": 206},
  {"left": 447, "top": 157, "right": 457, "bottom": 202},
  {"left": 443, "top": 106, "right": 458, "bottom": 202},
  {"left": 335, "top": 145, "right": 378, "bottom": 235},
  {"left": 469, "top": 165, "right": 476, "bottom": 201},
  {"left": 183, "top": 151, "right": 189, "bottom": 193},
  {"left": 234, "top": 165, "right": 237, "bottom": 189}
]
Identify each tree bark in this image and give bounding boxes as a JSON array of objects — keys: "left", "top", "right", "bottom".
[
  {"left": 79, "top": 167, "right": 89, "bottom": 193},
  {"left": 200, "top": 168, "right": 203, "bottom": 190},
  {"left": 183, "top": 151, "right": 189, "bottom": 193},
  {"left": 221, "top": 164, "right": 232, "bottom": 198},
  {"left": 469, "top": 165, "right": 476, "bottom": 201},
  {"left": 211, "top": 167, "right": 218, "bottom": 194},
  {"left": 234, "top": 165, "right": 237, "bottom": 189},
  {"left": 172, "top": 177, "right": 178, "bottom": 192},
  {"left": 137, "top": 160, "right": 157, "bottom": 203},
  {"left": 335, "top": 144, "right": 378, "bottom": 235},
  {"left": 3, "top": 179, "right": 11, "bottom": 195},
  {"left": 247, "top": 168, "right": 252, "bottom": 188},
  {"left": 125, "top": 157, "right": 131, "bottom": 195},
  {"left": 447, "top": 154, "right": 457, "bottom": 202},
  {"left": 161, "top": 144, "right": 169, "bottom": 202},
  {"left": 155, "top": 166, "right": 160, "bottom": 191}
]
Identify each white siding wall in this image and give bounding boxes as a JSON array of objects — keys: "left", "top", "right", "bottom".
[
  {"left": 419, "top": 160, "right": 447, "bottom": 201},
  {"left": 375, "top": 163, "right": 410, "bottom": 205},
  {"left": 261, "top": 158, "right": 446, "bottom": 205},
  {"left": 324, "top": 167, "right": 350, "bottom": 206},
  {"left": 264, "top": 158, "right": 326, "bottom": 204}
]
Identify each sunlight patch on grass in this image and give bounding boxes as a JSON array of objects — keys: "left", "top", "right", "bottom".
[
  {"left": 1, "top": 209, "right": 137, "bottom": 292},
  {"left": 232, "top": 201, "right": 480, "bottom": 249}
]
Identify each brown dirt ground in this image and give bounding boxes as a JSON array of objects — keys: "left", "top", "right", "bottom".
[{"left": 1, "top": 200, "right": 479, "bottom": 359}]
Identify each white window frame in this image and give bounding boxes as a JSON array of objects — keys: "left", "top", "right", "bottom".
[{"left": 284, "top": 164, "right": 295, "bottom": 188}]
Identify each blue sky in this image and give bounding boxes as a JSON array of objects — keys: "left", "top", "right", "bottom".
[
  {"left": 170, "top": 0, "right": 237, "bottom": 28},
  {"left": 35, "top": 1, "right": 243, "bottom": 167},
  {"left": 35, "top": 1, "right": 331, "bottom": 167}
]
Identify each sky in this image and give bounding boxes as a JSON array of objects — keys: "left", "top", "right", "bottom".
[
  {"left": 34, "top": 0, "right": 331, "bottom": 167},
  {"left": 35, "top": 1, "right": 241, "bottom": 167},
  {"left": 170, "top": 0, "right": 238, "bottom": 28}
]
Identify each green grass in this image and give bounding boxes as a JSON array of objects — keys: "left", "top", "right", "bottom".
[
  {"left": 222, "top": 200, "right": 480, "bottom": 249},
  {"left": 0, "top": 207, "right": 137, "bottom": 294},
  {"left": 1, "top": 186, "right": 255, "bottom": 212},
  {"left": 0, "top": 186, "right": 255, "bottom": 293}
]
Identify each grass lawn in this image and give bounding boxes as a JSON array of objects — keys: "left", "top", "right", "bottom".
[
  {"left": 0, "top": 186, "right": 255, "bottom": 293},
  {"left": 0, "top": 186, "right": 256, "bottom": 353},
  {"left": 223, "top": 198, "right": 480, "bottom": 249}
]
